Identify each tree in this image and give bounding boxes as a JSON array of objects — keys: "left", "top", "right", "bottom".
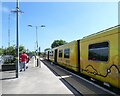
[
  {"left": 27, "top": 51, "right": 36, "bottom": 58},
  {"left": 2, "top": 45, "right": 26, "bottom": 56},
  {"left": 3, "top": 46, "right": 16, "bottom": 55},
  {"left": 51, "top": 40, "right": 67, "bottom": 48},
  {"left": 19, "top": 45, "right": 26, "bottom": 54},
  {"left": 44, "top": 48, "right": 51, "bottom": 52},
  {"left": 7, "top": 46, "right": 16, "bottom": 55},
  {"left": 0, "top": 48, "right": 4, "bottom": 55}
]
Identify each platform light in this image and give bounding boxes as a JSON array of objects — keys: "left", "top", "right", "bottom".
[{"left": 28, "top": 24, "right": 45, "bottom": 56}]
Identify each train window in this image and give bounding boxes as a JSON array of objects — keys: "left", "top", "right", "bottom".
[
  {"left": 59, "top": 50, "right": 63, "bottom": 58},
  {"left": 49, "top": 51, "right": 53, "bottom": 56},
  {"left": 64, "top": 48, "right": 70, "bottom": 58},
  {"left": 51, "top": 51, "right": 53, "bottom": 56},
  {"left": 88, "top": 42, "right": 109, "bottom": 62}
]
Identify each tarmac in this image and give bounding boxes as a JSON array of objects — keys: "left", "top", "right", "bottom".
[{"left": 0, "top": 57, "right": 74, "bottom": 95}]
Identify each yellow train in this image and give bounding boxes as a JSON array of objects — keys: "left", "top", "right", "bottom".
[{"left": 46, "top": 25, "right": 120, "bottom": 89}]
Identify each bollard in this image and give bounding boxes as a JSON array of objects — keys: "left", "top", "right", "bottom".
[
  {"left": 37, "top": 58, "right": 39, "bottom": 67},
  {"left": 39, "top": 59, "right": 41, "bottom": 68},
  {"left": 37, "top": 58, "right": 41, "bottom": 67}
]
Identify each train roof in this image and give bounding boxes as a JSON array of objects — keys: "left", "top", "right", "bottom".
[
  {"left": 49, "top": 25, "right": 119, "bottom": 50},
  {"left": 52, "top": 40, "right": 77, "bottom": 50},
  {"left": 82, "top": 25, "right": 120, "bottom": 40}
]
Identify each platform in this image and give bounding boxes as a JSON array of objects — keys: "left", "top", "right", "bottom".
[{"left": 1, "top": 58, "right": 74, "bottom": 95}]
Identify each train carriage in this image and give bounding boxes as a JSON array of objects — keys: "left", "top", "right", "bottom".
[
  {"left": 80, "top": 25, "right": 120, "bottom": 88},
  {"left": 45, "top": 49, "right": 54, "bottom": 62},
  {"left": 49, "top": 50, "right": 54, "bottom": 62},
  {"left": 56, "top": 41, "right": 79, "bottom": 72},
  {"left": 46, "top": 25, "right": 120, "bottom": 89}
]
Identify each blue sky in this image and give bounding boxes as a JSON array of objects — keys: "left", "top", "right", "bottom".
[{"left": 2, "top": 2, "right": 118, "bottom": 52}]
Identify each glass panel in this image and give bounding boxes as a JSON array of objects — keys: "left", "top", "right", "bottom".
[
  {"left": 64, "top": 49, "right": 70, "bottom": 58},
  {"left": 59, "top": 50, "right": 63, "bottom": 57},
  {"left": 88, "top": 42, "right": 109, "bottom": 62},
  {"left": 49, "top": 51, "right": 53, "bottom": 56}
]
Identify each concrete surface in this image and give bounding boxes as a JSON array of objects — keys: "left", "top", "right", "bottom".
[{"left": 1, "top": 58, "right": 74, "bottom": 94}]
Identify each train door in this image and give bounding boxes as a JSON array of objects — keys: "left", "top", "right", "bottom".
[
  {"left": 47, "top": 51, "right": 49, "bottom": 60},
  {"left": 54, "top": 49, "right": 58, "bottom": 63},
  {"left": 77, "top": 40, "right": 80, "bottom": 73}
]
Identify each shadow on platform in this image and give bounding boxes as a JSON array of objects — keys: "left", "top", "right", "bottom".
[{"left": 0, "top": 76, "right": 16, "bottom": 80}]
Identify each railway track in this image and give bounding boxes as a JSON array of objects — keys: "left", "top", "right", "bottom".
[{"left": 41, "top": 59, "right": 119, "bottom": 96}]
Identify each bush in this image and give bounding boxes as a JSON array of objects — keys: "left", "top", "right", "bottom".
[{"left": 3, "top": 55, "right": 16, "bottom": 65}]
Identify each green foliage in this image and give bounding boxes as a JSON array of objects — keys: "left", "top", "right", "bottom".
[
  {"left": 51, "top": 40, "right": 67, "bottom": 48},
  {"left": 44, "top": 48, "right": 51, "bottom": 52},
  {"left": 3, "top": 46, "right": 16, "bottom": 55},
  {"left": 19, "top": 45, "right": 26, "bottom": 54},
  {"left": 3, "top": 57, "right": 16, "bottom": 64},
  {"left": 0, "top": 48, "right": 4, "bottom": 55},
  {"left": 2, "top": 45, "right": 27, "bottom": 64},
  {"left": 2, "top": 45, "right": 26, "bottom": 56},
  {"left": 27, "top": 51, "right": 36, "bottom": 57}
]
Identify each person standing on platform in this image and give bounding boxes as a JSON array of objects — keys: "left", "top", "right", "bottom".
[{"left": 19, "top": 51, "right": 28, "bottom": 72}]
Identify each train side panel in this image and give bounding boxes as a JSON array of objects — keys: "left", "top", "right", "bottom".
[
  {"left": 49, "top": 50, "right": 54, "bottom": 62},
  {"left": 57, "top": 41, "right": 79, "bottom": 72},
  {"left": 80, "top": 26, "right": 120, "bottom": 88}
]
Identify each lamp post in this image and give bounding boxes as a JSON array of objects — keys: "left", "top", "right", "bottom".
[
  {"left": 11, "top": 0, "right": 23, "bottom": 78},
  {"left": 15, "top": 0, "right": 19, "bottom": 78},
  {"left": 8, "top": 14, "right": 10, "bottom": 47},
  {"left": 28, "top": 25, "right": 45, "bottom": 56}
]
